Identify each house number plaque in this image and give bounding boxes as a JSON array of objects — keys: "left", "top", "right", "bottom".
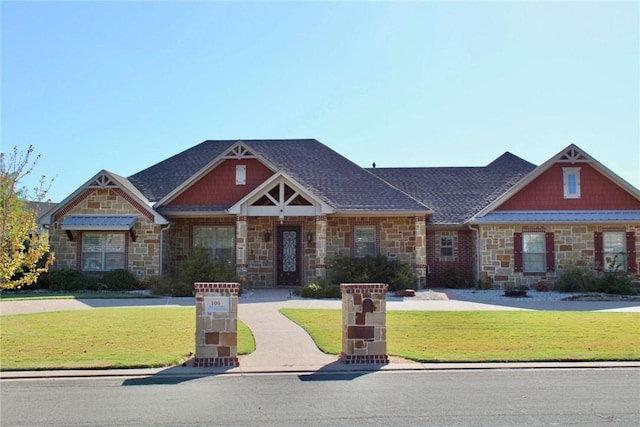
[{"left": 204, "top": 296, "right": 230, "bottom": 313}]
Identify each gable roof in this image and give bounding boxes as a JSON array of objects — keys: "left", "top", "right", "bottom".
[
  {"left": 473, "top": 144, "right": 640, "bottom": 219},
  {"left": 368, "top": 152, "right": 536, "bottom": 224},
  {"left": 129, "top": 139, "right": 430, "bottom": 214},
  {"left": 39, "top": 170, "right": 168, "bottom": 226}
]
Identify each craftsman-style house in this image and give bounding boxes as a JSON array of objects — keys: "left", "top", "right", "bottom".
[{"left": 39, "top": 140, "right": 640, "bottom": 289}]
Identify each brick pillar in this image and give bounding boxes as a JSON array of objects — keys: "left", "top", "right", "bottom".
[
  {"left": 415, "top": 215, "right": 427, "bottom": 289},
  {"left": 315, "top": 215, "right": 327, "bottom": 278},
  {"left": 340, "top": 283, "right": 389, "bottom": 364},
  {"left": 235, "top": 215, "right": 248, "bottom": 280},
  {"left": 193, "top": 282, "right": 240, "bottom": 367}
]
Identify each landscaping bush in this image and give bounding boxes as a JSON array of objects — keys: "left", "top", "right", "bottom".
[
  {"left": 182, "top": 247, "right": 239, "bottom": 284},
  {"left": 442, "top": 267, "right": 463, "bottom": 288},
  {"left": 324, "top": 284, "right": 342, "bottom": 299},
  {"left": 555, "top": 256, "right": 637, "bottom": 295},
  {"left": 49, "top": 269, "right": 100, "bottom": 291},
  {"left": 301, "top": 283, "right": 324, "bottom": 298},
  {"left": 100, "top": 269, "right": 138, "bottom": 291},
  {"left": 327, "top": 254, "right": 417, "bottom": 291}
]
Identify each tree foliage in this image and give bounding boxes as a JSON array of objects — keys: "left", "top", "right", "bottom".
[{"left": 0, "top": 145, "right": 54, "bottom": 289}]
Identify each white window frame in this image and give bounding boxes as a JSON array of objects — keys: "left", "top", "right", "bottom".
[
  {"left": 81, "top": 232, "right": 126, "bottom": 272},
  {"left": 563, "top": 167, "right": 581, "bottom": 199},
  {"left": 523, "top": 232, "right": 546, "bottom": 273},
  {"left": 236, "top": 165, "right": 247, "bottom": 185},
  {"left": 354, "top": 225, "right": 376, "bottom": 258},
  {"left": 440, "top": 235, "right": 454, "bottom": 258},
  {"left": 193, "top": 225, "right": 236, "bottom": 264},
  {"left": 602, "top": 231, "right": 627, "bottom": 271}
]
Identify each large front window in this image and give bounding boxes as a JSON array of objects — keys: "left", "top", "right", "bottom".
[
  {"left": 82, "top": 232, "right": 125, "bottom": 271},
  {"left": 603, "top": 231, "right": 626, "bottom": 271},
  {"left": 354, "top": 225, "right": 376, "bottom": 257},
  {"left": 193, "top": 226, "right": 235, "bottom": 264},
  {"left": 523, "top": 232, "right": 545, "bottom": 273}
]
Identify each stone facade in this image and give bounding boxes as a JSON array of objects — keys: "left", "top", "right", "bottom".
[
  {"left": 478, "top": 223, "right": 640, "bottom": 289},
  {"left": 340, "top": 283, "right": 389, "bottom": 364},
  {"left": 165, "top": 215, "right": 424, "bottom": 288},
  {"left": 193, "top": 282, "right": 240, "bottom": 367},
  {"left": 48, "top": 188, "right": 161, "bottom": 278}
]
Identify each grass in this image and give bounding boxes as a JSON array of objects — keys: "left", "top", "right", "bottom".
[
  {"left": 280, "top": 309, "right": 640, "bottom": 362},
  {"left": 0, "top": 307, "right": 255, "bottom": 371},
  {"left": 0, "top": 292, "right": 159, "bottom": 301}
]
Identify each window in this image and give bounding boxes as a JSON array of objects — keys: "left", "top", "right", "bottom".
[
  {"left": 236, "top": 165, "right": 246, "bottom": 185},
  {"left": 440, "top": 236, "right": 454, "bottom": 258},
  {"left": 563, "top": 167, "right": 581, "bottom": 198},
  {"left": 354, "top": 226, "right": 376, "bottom": 257},
  {"left": 603, "top": 231, "right": 626, "bottom": 271},
  {"left": 523, "top": 232, "right": 546, "bottom": 273},
  {"left": 82, "top": 232, "right": 125, "bottom": 271},
  {"left": 193, "top": 226, "right": 235, "bottom": 264}
]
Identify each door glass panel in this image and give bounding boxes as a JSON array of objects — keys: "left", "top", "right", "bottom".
[{"left": 282, "top": 230, "right": 297, "bottom": 272}]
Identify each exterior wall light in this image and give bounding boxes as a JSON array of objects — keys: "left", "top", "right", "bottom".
[
  {"left": 306, "top": 231, "right": 313, "bottom": 242},
  {"left": 264, "top": 230, "right": 271, "bottom": 242}
]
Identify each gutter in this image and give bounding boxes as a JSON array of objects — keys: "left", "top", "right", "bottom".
[{"left": 159, "top": 223, "right": 171, "bottom": 276}]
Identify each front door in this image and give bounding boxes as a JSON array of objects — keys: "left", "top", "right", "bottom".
[{"left": 277, "top": 226, "right": 301, "bottom": 286}]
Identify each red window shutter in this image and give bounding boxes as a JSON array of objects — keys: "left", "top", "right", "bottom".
[
  {"left": 514, "top": 232, "right": 523, "bottom": 272},
  {"left": 627, "top": 231, "right": 637, "bottom": 272},
  {"left": 594, "top": 232, "right": 603, "bottom": 271},
  {"left": 545, "top": 232, "right": 555, "bottom": 271}
]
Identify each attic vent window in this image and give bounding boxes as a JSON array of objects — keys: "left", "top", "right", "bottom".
[
  {"left": 563, "top": 167, "right": 581, "bottom": 199},
  {"left": 236, "top": 165, "right": 246, "bottom": 185}
]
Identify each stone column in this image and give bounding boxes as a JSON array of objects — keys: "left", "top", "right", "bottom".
[
  {"left": 235, "top": 215, "right": 248, "bottom": 280},
  {"left": 340, "top": 283, "right": 389, "bottom": 364},
  {"left": 315, "top": 215, "right": 327, "bottom": 278},
  {"left": 415, "top": 215, "right": 427, "bottom": 289},
  {"left": 193, "top": 282, "right": 240, "bottom": 367}
]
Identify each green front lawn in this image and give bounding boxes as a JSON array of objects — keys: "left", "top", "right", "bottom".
[
  {"left": 280, "top": 309, "right": 640, "bottom": 362},
  {"left": 0, "top": 308, "right": 254, "bottom": 371},
  {"left": 0, "top": 292, "right": 158, "bottom": 301}
]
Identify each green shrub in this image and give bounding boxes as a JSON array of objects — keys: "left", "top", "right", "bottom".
[
  {"left": 443, "top": 268, "right": 463, "bottom": 288},
  {"left": 181, "top": 247, "right": 239, "bottom": 284},
  {"left": 301, "top": 283, "right": 324, "bottom": 298},
  {"left": 100, "top": 269, "right": 138, "bottom": 291},
  {"left": 324, "top": 284, "right": 342, "bottom": 299},
  {"left": 49, "top": 269, "right": 100, "bottom": 291},
  {"left": 327, "top": 254, "right": 417, "bottom": 291}
]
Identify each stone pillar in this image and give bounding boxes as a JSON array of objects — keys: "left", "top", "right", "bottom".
[
  {"left": 340, "top": 283, "right": 389, "bottom": 364},
  {"left": 415, "top": 215, "right": 427, "bottom": 289},
  {"left": 235, "top": 215, "right": 248, "bottom": 280},
  {"left": 193, "top": 282, "right": 240, "bottom": 367},
  {"left": 315, "top": 215, "right": 327, "bottom": 278}
]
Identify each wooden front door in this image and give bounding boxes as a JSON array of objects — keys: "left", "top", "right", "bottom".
[{"left": 277, "top": 226, "right": 301, "bottom": 286}]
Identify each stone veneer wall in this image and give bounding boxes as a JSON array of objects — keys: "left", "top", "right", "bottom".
[
  {"left": 340, "top": 283, "right": 389, "bottom": 364},
  {"left": 48, "top": 189, "right": 161, "bottom": 278},
  {"left": 193, "top": 282, "right": 240, "bottom": 367},
  {"left": 167, "top": 215, "right": 420, "bottom": 288},
  {"left": 478, "top": 223, "right": 640, "bottom": 289}
]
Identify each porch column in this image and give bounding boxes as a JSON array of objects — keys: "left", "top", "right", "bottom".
[
  {"left": 315, "top": 215, "right": 327, "bottom": 278},
  {"left": 415, "top": 215, "right": 427, "bottom": 289},
  {"left": 236, "top": 215, "right": 248, "bottom": 281}
]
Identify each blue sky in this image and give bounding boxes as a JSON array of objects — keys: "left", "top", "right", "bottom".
[{"left": 2, "top": 1, "right": 638, "bottom": 203}]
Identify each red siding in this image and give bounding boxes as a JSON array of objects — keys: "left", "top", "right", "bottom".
[
  {"left": 496, "top": 163, "right": 640, "bottom": 211},
  {"left": 168, "top": 159, "right": 274, "bottom": 206}
]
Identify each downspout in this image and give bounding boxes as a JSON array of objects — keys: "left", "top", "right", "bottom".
[
  {"left": 159, "top": 223, "right": 171, "bottom": 276},
  {"left": 467, "top": 224, "right": 480, "bottom": 285}
]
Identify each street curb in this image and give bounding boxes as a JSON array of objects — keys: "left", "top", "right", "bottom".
[{"left": 2, "top": 361, "right": 639, "bottom": 380}]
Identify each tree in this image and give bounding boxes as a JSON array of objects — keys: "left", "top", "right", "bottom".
[{"left": 0, "top": 145, "right": 54, "bottom": 290}]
